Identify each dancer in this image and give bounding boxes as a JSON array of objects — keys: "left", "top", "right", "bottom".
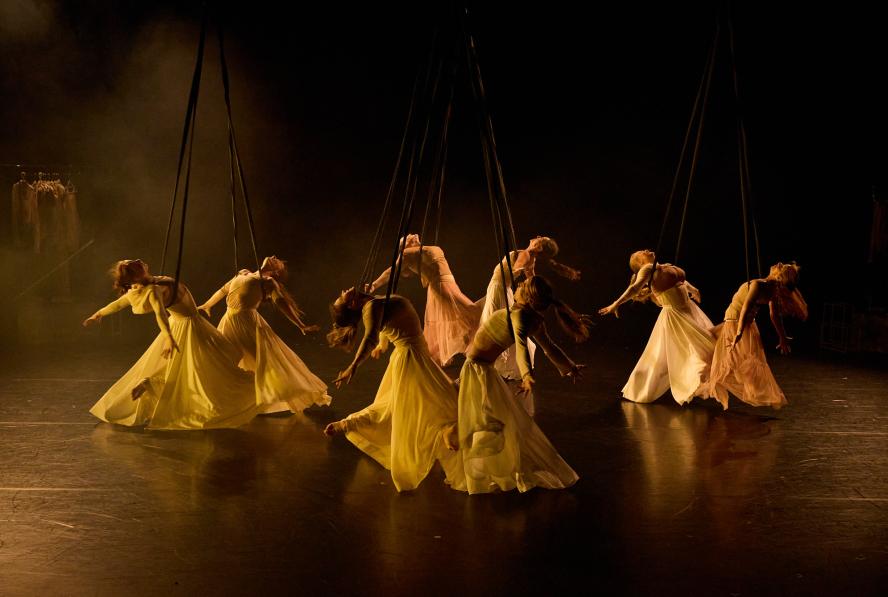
[
  {"left": 599, "top": 249, "right": 716, "bottom": 406},
  {"left": 323, "top": 288, "right": 463, "bottom": 492},
  {"left": 198, "top": 256, "right": 331, "bottom": 414},
  {"left": 707, "top": 262, "right": 808, "bottom": 409},
  {"left": 480, "top": 236, "right": 581, "bottom": 415},
  {"left": 456, "top": 276, "right": 589, "bottom": 494},
  {"left": 83, "top": 259, "right": 260, "bottom": 430},
  {"left": 367, "top": 234, "right": 481, "bottom": 367}
]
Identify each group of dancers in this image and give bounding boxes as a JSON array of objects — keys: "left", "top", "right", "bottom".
[{"left": 81, "top": 235, "right": 806, "bottom": 494}]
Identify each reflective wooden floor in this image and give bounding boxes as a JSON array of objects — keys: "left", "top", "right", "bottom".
[{"left": 1, "top": 339, "right": 886, "bottom": 596}]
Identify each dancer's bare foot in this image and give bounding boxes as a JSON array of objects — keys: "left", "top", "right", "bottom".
[
  {"left": 442, "top": 423, "right": 459, "bottom": 451},
  {"left": 131, "top": 378, "right": 150, "bottom": 400},
  {"left": 324, "top": 420, "right": 347, "bottom": 437}
]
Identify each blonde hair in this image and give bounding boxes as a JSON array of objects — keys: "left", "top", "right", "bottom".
[
  {"left": 629, "top": 250, "right": 654, "bottom": 273},
  {"left": 770, "top": 262, "right": 807, "bottom": 320},
  {"left": 261, "top": 256, "right": 288, "bottom": 282},
  {"left": 537, "top": 237, "right": 559, "bottom": 258}
]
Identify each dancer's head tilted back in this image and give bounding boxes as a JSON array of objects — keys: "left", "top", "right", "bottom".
[
  {"left": 629, "top": 249, "right": 656, "bottom": 274},
  {"left": 528, "top": 236, "right": 559, "bottom": 259},
  {"left": 627, "top": 249, "right": 657, "bottom": 303},
  {"left": 768, "top": 262, "right": 808, "bottom": 321},
  {"left": 260, "top": 255, "right": 288, "bottom": 282},
  {"left": 514, "top": 276, "right": 592, "bottom": 342},
  {"left": 327, "top": 288, "right": 363, "bottom": 351}
]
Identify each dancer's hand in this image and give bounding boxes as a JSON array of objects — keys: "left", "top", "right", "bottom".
[
  {"left": 566, "top": 364, "right": 587, "bottom": 383},
  {"left": 520, "top": 374, "right": 535, "bottom": 394},
  {"left": 324, "top": 420, "right": 347, "bottom": 437},
  {"left": 82, "top": 312, "right": 102, "bottom": 327},
  {"left": 598, "top": 303, "right": 620, "bottom": 318},
  {"left": 333, "top": 365, "right": 355, "bottom": 388},
  {"left": 688, "top": 287, "right": 702, "bottom": 304},
  {"left": 728, "top": 331, "right": 742, "bottom": 352},
  {"left": 776, "top": 337, "right": 791, "bottom": 355},
  {"left": 300, "top": 324, "right": 320, "bottom": 335},
  {"left": 198, "top": 304, "right": 211, "bottom": 318},
  {"left": 370, "top": 344, "right": 386, "bottom": 359},
  {"left": 161, "top": 337, "right": 180, "bottom": 359}
]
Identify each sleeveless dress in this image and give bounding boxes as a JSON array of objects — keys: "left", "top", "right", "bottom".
[
  {"left": 90, "top": 282, "right": 260, "bottom": 430},
  {"left": 217, "top": 272, "right": 330, "bottom": 413}
]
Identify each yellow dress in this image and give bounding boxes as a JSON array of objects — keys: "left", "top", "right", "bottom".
[
  {"left": 89, "top": 281, "right": 261, "bottom": 430},
  {"left": 341, "top": 296, "right": 464, "bottom": 492},
  {"left": 456, "top": 307, "right": 579, "bottom": 494},
  {"left": 480, "top": 253, "right": 537, "bottom": 415},
  {"left": 216, "top": 272, "right": 331, "bottom": 413}
]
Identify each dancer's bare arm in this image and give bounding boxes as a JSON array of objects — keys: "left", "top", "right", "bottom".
[
  {"left": 598, "top": 263, "right": 654, "bottom": 317},
  {"left": 333, "top": 301, "right": 382, "bottom": 387},
  {"left": 198, "top": 280, "right": 230, "bottom": 318},
  {"left": 147, "top": 286, "right": 178, "bottom": 357},
  {"left": 731, "top": 281, "right": 762, "bottom": 350},
  {"left": 82, "top": 294, "right": 131, "bottom": 326},
  {"left": 367, "top": 247, "right": 419, "bottom": 292},
  {"left": 266, "top": 279, "right": 318, "bottom": 333},
  {"left": 532, "top": 323, "right": 585, "bottom": 383}
]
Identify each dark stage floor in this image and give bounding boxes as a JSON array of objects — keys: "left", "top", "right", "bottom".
[{"left": 0, "top": 339, "right": 886, "bottom": 596}]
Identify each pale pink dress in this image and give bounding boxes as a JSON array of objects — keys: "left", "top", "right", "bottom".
[{"left": 707, "top": 283, "right": 787, "bottom": 409}]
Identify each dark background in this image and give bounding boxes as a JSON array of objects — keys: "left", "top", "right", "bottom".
[{"left": 1, "top": 1, "right": 885, "bottom": 352}]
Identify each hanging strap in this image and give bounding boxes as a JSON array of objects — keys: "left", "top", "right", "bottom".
[
  {"left": 160, "top": 11, "right": 208, "bottom": 307},
  {"left": 656, "top": 18, "right": 719, "bottom": 259},
  {"left": 218, "top": 23, "right": 260, "bottom": 271},
  {"left": 160, "top": 12, "right": 207, "bottom": 278},
  {"left": 727, "top": 13, "right": 762, "bottom": 282},
  {"left": 674, "top": 22, "right": 719, "bottom": 265}
]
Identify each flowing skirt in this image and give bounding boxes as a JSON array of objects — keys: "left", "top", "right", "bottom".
[
  {"left": 707, "top": 320, "right": 787, "bottom": 409},
  {"left": 90, "top": 314, "right": 260, "bottom": 430},
  {"left": 343, "top": 338, "right": 464, "bottom": 492},
  {"left": 622, "top": 301, "right": 717, "bottom": 405},
  {"left": 219, "top": 309, "right": 331, "bottom": 413},
  {"left": 456, "top": 359, "right": 578, "bottom": 494},
  {"left": 481, "top": 276, "right": 537, "bottom": 415},
  {"left": 423, "top": 278, "right": 483, "bottom": 367}
]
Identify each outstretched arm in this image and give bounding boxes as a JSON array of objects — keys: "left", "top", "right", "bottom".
[
  {"left": 367, "top": 247, "right": 419, "bottom": 292},
  {"left": 598, "top": 263, "right": 654, "bottom": 318},
  {"left": 82, "top": 293, "right": 131, "bottom": 326},
  {"left": 198, "top": 280, "right": 230, "bottom": 318},
  {"left": 549, "top": 259, "right": 581, "bottom": 281},
  {"left": 531, "top": 323, "right": 585, "bottom": 383},
  {"left": 266, "top": 279, "right": 318, "bottom": 334},
  {"left": 332, "top": 301, "right": 382, "bottom": 388}
]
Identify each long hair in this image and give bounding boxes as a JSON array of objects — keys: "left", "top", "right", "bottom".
[
  {"left": 521, "top": 276, "right": 593, "bottom": 342},
  {"left": 771, "top": 262, "right": 808, "bottom": 321},
  {"left": 109, "top": 260, "right": 134, "bottom": 295},
  {"left": 326, "top": 299, "right": 362, "bottom": 351}
]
